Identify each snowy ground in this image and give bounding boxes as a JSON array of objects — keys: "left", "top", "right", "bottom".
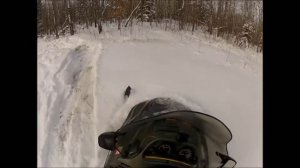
[{"left": 38, "top": 24, "right": 262, "bottom": 167}]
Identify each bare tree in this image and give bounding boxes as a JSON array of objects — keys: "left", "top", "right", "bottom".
[
  {"left": 51, "top": 0, "right": 59, "bottom": 38},
  {"left": 125, "top": 0, "right": 142, "bottom": 27},
  {"left": 67, "top": 0, "right": 75, "bottom": 35},
  {"left": 105, "top": 0, "right": 128, "bottom": 30}
]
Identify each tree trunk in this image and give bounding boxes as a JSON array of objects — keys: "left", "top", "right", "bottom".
[
  {"left": 51, "top": 0, "right": 59, "bottom": 38},
  {"left": 67, "top": 0, "right": 74, "bottom": 35},
  {"left": 118, "top": 18, "right": 121, "bottom": 30},
  {"left": 125, "top": 0, "right": 142, "bottom": 27}
]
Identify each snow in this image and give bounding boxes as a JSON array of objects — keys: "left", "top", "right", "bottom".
[{"left": 38, "top": 24, "right": 262, "bottom": 167}]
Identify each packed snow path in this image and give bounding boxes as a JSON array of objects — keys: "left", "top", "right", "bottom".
[{"left": 38, "top": 27, "right": 262, "bottom": 167}]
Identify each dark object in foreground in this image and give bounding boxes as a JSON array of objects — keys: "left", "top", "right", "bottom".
[{"left": 98, "top": 97, "right": 236, "bottom": 168}]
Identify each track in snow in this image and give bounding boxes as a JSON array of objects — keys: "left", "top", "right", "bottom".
[{"left": 38, "top": 36, "right": 102, "bottom": 167}]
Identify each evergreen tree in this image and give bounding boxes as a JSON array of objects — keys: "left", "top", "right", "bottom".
[{"left": 136, "top": 0, "right": 157, "bottom": 22}]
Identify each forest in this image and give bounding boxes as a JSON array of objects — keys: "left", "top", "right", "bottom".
[{"left": 38, "top": 0, "right": 263, "bottom": 51}]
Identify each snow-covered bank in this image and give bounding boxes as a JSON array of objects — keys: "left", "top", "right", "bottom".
[
  {"left": 38, "top": 36, "right": 102, "bottom": 166},
  {"left": 38, "top": 25, "right": 262, "bottom": 167}
]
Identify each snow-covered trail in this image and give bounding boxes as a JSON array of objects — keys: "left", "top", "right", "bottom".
[
  {"left": 38, "top": 27, "right": 262, "bottom": 167},
  {"left": 95, "top": 30, "right": 262, "bottom": 167}
]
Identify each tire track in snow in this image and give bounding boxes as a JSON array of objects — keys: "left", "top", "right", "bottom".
[
  {"left": 39, "top": 38, "right": 102, "bottom": 167},
  {"left": 40, "top": 45, "right": 88, "bottom": 166},
  {"left": 63, "top": 42, "right": 102, "bottom": 167}
]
